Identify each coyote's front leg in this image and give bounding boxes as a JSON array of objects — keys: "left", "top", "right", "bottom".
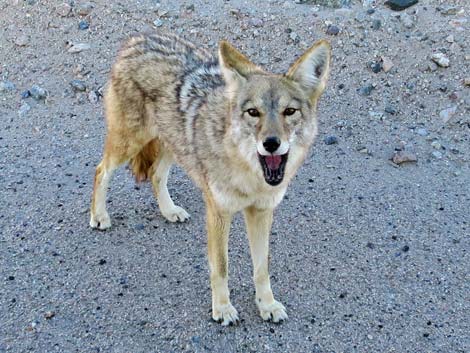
[
  {"left": 205, "top": 194, "right": 239, "bottom": 326},
  {"left": 244, "top": 206, "right": 287, "bottom": 323}
]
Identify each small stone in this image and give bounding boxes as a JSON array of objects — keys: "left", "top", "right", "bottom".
[
  {"left": 370, "top": 61, "right": 382, "bottom": 73},
  {"left": 431, "top": 52, "right": 450, "bottom": 68},
  {"left": 384, "top": 0, "right": 418, "bottom": 11},
  {"left": 18, "top": 103, "right": 31, "bottom": 116},
  {"left": 98, "top": 259, "right": 107, "bottom": 265},
  {"left": 445, "top": 35, "right": 454, "bottom": 43},
  {"left": 358, "top": 84, "right": 374, "bottom": 96},
  {"left": 56, "top": 3, "right": 72, "bottom": 17},
  {"left": 68, "top": 43, "right": 91, "bottom": 53},
  {"left": 15, "top": 35, "right": 29, "bottom": 47},
  {"left": 381, "top": 56, "right": 394, "bottom": 72},
  {"left": 21, "top": 90, "right": 30, "bottom": 98},
  {"left": 439, "top": 6, "right": 459, "bottom": 16},
  {"left": 153, "top": 19, "right": 164, "bottom": 27},
  {"left": 289, "top": 32, "right": 299, "bottom": 43},
  {"left": 392, "top": 151, "right": 417, "bottom": 165},
  {"left": 324, "top": 135, "right": 338, "bottom": 145},
  {"left": 463, "top": 78, "right": 470, "bottom": 86},
  {"left": 432, "top": 151, "right": 443, "bottom": 159},
  {"left": 135, "top": 223, "right": 145, "bottom": 230},
  {"left": 0, "top": 81, "right": 16, "bottom": 92},
  {"left": 70, "top": 79, "right": 87, "bottom": 92},
  {"left": 431, "top": 141, "right": 442, "bottom": 150},
  {"left": 371, "top": 19, "right": 382, "bottom": 30},
  {"left": 78, "top": 20, "right": 89, "bottom": 30},
  {"left": 249, "top": 18, "right": 263, "bottom": 27},
  {"left": 400, "top": 13, "right": 414, "bottom": 28},
  {"left": 77, "top": 2, "right": 94, "bottom": 16},
  {"left": 326, "top": 25, "right": 340, "bottom": 35},
  {"left": 416, "top": 128, "right": 428, "bottom": 136},
  {"left": 8, "top": 275, "right": 15, "bottom": 280},
  {"left": 366, "top": 9, "right": 375, "bottom": 15},
  {"left": 30, "top": 85, "right": 47, "bottom": 100},
  {"left": 439, "top": 106, "right": 457, "bottom": 123},
  {"left": 44, "top": 311, "right": 55, "bottom": 319},
  {"left": 88, "top": 90, "right": 98, "bottom": 103},
  {"left": 385, "top": 105, "right": 397, "bottom": 115}
]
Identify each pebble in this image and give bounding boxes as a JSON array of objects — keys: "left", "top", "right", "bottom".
[
  {"left": 427, "top": 62, "right": 438, "bottom": 72},
  {"left": 70, "top": 79, "right": 87, "bottom": 92},
  {"left": 439, "top": 106, "right": 457, "bottom": 123},
  {"left": 249, "top": 18, "right": 263, "bottom": 27},
  {"left": 400, "top": 13, "right": 414, "bottom": 28},
  {"left": 431, "top": 141, "right": 442, "bottom": 150},
  {"left": 21, "top": 90, "right": 30, "bottom": 98},
  {"left": 416, "top": 128, "right": 428, "bottom": 136},
  {"left": 78, "top": 20, "right": 89, "bottom": 30},
  {"left": 371, "top": 19, "right": 381, "bottom": 30},
  {"left": 370, "top": 61, "right": 382, "bottom": 73},
  {"left": 135, "top": 223, "right": 145, "bottom": 230},
  {"left": 392, "top": 151, "right": 417, "bottom": 165},
  {"left": 56, "top": 3, "right": 72, "bottom": 17},
  {"left": 44, "top": 311, "right": 55, "bottom": 319},
  {"left": 439, "top": 6, "right": 459, "bottom": 16},
  {"left": 68, "top": 43, "right": 91, "bottom": 53},
  {"left": 88, "top": 90, "right": 98, "bottom": 103},
  {"left": 324, "top": 135, "right": 338, "bottom": 145},
  {"left": 30, "top": 85, "right": 47, "bottom": 100},
  {"left": 463, "top": 78, "right": 470, "bottom": 86},
  {"left": 18, "top": 103, "right": 31, "bottom": 116},
  {"left": 384, "top": 0, "right": 418, "bottom": 11},
  {"left": 431, "top": 52, "right": 450, "bottom": 67},
  {"left": 0, "top": 80, "right": 16, "bottom": 92},
  {"left": 154, "top": 19, "right": 164, "bottom": 27},
  {"left": 385, "top": 105, "right": 397, "bottom": 115},
  {"left": 289, "top": 32, "right": 300, "bottom": 43},
  {"left": 432, "top": 151, "right": 443, "bottom": 159},
  {"left": 381, "top": 56, "right": 394, "bottom": 72},
  {"left": 15, "top": 35, "right": 29, "bottom": 47},
  {"left": 445, "top": 35, "right": 454, "bottom": 43},
  {"left": 326, "top": 25, "right": 340, "bottom": 35},
  {"left": 77, "top": 2, "right": 94, "bottom": 16},
  {"left": 358, "top": 84, "right": 374, "bottom": 96}
]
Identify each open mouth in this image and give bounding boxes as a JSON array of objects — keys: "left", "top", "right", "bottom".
[{"left": 258, "top": 153, "right": 289, "bottom": 186}]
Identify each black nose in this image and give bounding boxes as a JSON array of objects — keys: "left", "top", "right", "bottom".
[{"left": 263, "top": 136, "right": 281, "bottom": 153}]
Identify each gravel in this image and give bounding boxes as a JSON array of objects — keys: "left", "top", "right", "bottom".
[{"left": 1, "top": 1, "right": 469, "bottom": 352}]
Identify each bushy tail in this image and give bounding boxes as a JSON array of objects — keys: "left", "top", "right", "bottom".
[{"left": 129, "top": 139, "right": 160, "bottom": 182}]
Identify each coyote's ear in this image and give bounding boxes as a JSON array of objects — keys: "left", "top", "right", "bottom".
[
  {"left": 286, "top": 40, "right": 331, "bottom": 101},
  {"left": 218, "top": 41, "right": 263, "bottom": 99}
]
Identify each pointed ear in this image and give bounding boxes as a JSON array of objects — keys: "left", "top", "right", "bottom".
[
  {"left": 286, "top": 40, "right": 331, "bottom": 100},
  {"left": 218, "top": 41, "right": 263, "bottom": 99}
]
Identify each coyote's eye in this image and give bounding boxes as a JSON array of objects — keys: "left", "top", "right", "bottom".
[
  {"left": 247, "top": 108, "right": 260, "bottom": 117},
  {"left": 283, "top": 108, "right": 297, "bottom": 116}
]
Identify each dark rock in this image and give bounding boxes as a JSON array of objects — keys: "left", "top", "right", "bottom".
[
  {"left": 402, "top": 245, "right": 410, "bottom": 252},
  {"left": 384, "top": 0, "right": 418, "bottom": 11},
  {"left": 70, "top": 80, "right": 87, "bottom": 92},
  {"left": 78, "top": 20, "right": 89, "bottom": 30},
  {"left": 370, "top": 61, "right": 383, "bottom": 73},
  {"left": 135, "top": 223, "right": 145, "bottom": 230},
  {"left": 8, "top": 275, "right": 15, "bottom": 280},
  {"left": 358, "top": 84, "right": 374, "bottom": 96},
  {"left": 324, "top": 135, "right": 338, "bottom": 145},
  {"left": 367, "top": 9, "right": 375, "bottom": 14},
  {"left": 30, "top": 85, "right": 47, "bottom": 100},
  {"left": 98, "top": 259, "right": 107, "bottom": 265},
  {"left": 21, "top": 90, "right": 30, "bottom": 99},
  {"left": 326, "top": 25, "right": 340, "bottom": 35}
]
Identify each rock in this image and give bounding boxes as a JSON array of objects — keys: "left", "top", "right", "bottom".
[
  {"left": 0, "top": 81, "right": 15, "bottom": 92},
  {"left": 385, "top": 104, "right": 397, "bottom": 115},
  {"left": 135, "top": 223, "right": 145, "bottom": 230},
  {"left": 154, "top": 19, "right": 163, "bottom": 27},
  {"left": 21, "top": 90, "right": 31, "bottom": 98},
  {"left": 56, "top": 3, "right": 72, "bottom": 17},
  {"left": 445, "top": 35, "right": 454, "bottom": 43},
  {"left": 249, "top": 18, "right": 263, "bottom": 27},
  {"left": 68, "top": 43, "right": 91, "bottom": 53},
  {"left": 30, "top": 85, "right": 47, "bottom": 100},
  {"left": 44, "top": 311, "right": 55, "bottom": 319},
  {"left": 392, "top": 151, "right": 417, "bottom": 165},
  {"left": 15, "top": 35, "right": 29, "bottom": 47},
  {"left": 384, "top": 0, "right": 418, "bottom": 11},
  {"left": 431, "top": 52, "right": 450, "bottom": 67},
  {"left": 77, "top": 2, "right": 94, "bottom": 16},
  {"left": 289, "top": 32, "right": 300, "bottom": 43},
  {"left": 381, "top": 56, "right": 394, "bottom": 72},
  {"left": 464, "top": 78, "right": 470, "bottom": 86},
  {"left": 371, "top": 19, "right": 382, "bottom": 30},
  {"left": 358, "top": 84, "right": 374, "bottom": 96},
  {"left": 427, "top": 62, "right": 438, "bottom": 72},
  {"left": 370, "top": 61, "right": 382, "bottom": 73},
  {"left": 18, "top": 103, "right": 31, "bottom": 116},
  {"left": 70, "top": 80, "right": 87, "bottom": 92},
  {"left": 326, "top": 25, "right": 340, "bottom": 35},
  {"left": 416, "top": 128, "right": 428, "bottom": 136},
  {"left": 430, "top": 141, "right": 442, "bottom": 150},
  {"left": 432, "top": 151, "right": 443, "bottom": 159},
  {"left": 400, "top": 13, "right": 414, "bottom": 28},
  {"left": 439, "top": 106, "right": 457, "bottom": 123},
  {"left": 88, "top": 90, "right": 98, "bottom": 103},
  {"left": 78, "top": 20, "right": 89, "bottom": 30},
  {"left": 324, "top": 135, "right": 338, "bottom": 145},
  {"left": 439, "top": 6, "right": 459, "bottom": 16}
]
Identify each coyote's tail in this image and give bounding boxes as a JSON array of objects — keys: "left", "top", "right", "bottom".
[{"left": 129, "top": 139, "right": 160, "bottom": 182}]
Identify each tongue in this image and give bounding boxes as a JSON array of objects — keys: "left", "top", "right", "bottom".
[{"left": 265, "top": 155, "right": 282, "bottom": 170}]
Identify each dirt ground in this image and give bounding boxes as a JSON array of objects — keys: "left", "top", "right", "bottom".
[{"left": 1, "top": 0, "right": 469, "bottom": 352}]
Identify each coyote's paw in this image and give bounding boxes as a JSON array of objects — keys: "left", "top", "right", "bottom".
[
  {"left": 161, "top": 205, "right": 190, "bottom": 223},
  {"left": 257, "top": 300, "right": 288, "bottom": 323},
  {"left": 90, "top": 212, "right": 111, "bottom": 230},
  {"left": 212, "top": 303, "right": 239, "bottom": 326}
]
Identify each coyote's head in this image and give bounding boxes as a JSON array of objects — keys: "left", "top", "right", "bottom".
[{"left": 219, "top": 40, "right": 331, "bottom": 186}]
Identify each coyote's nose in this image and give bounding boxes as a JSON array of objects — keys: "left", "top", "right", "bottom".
[{"left": 263, "top": 136, "right": 281, "bottom": 153}]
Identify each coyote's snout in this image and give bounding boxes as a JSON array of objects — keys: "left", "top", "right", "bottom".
[{"left": 90, "top": 32, "right": 331, "bottom": 325}]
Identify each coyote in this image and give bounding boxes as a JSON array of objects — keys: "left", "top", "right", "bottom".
[{"left": 90, "top": 33, "right": 331, "bottom": 325}]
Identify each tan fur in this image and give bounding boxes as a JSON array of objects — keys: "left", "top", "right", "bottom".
[{"left": 90, "top": 32, "right": 331, "bottom": 324}]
